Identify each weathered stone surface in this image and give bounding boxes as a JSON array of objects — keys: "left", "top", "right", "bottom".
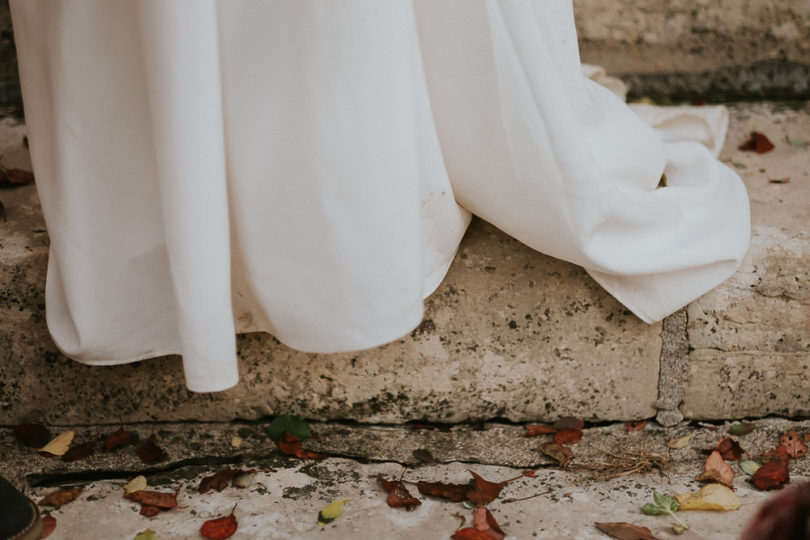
[
  {"left": 682, "top": 102, "right": 810, "bottom": 419},
  {"left": 0, "top": 119, "right": 661, "bottom": 425},
  {"left": 574, "top": 0, "right": 810, "bottom": 100}
]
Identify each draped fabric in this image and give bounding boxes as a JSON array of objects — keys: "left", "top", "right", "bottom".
[{"left": 9, "top": 1, "right": 750, "bottom": 392}]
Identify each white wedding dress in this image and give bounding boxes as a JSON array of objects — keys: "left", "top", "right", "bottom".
[{"left": 9, "top": 1, "right": 750, "bottom": 392}]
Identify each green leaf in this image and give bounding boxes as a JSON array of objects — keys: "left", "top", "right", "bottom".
[
  {"left": 733, "top": 162, "right": 747, "bottom": 169},
  {"left": 133, "top": 529, "right": 157, "bottom": 540},
  {"left": 740, "top": 460, "right": 761, "bottom": 476},
  {"left": 653, "top": 491, "right": 677, "bottom": 511},
  {"left": 317, "top": 498, "right": 348, "bottom": 527},
  {"left": 232, "top": 472, "right": 252, "bottom": 488},
  {"left": 265, "top": 415, "right": 312, "bottom": 442},
  {"left": 787, "top": 138, "right": 807, "bottom": 148},
  {"left": 642, "top": 503, "right": 668, "bottom": 515},
  {"left": 728, "top": 422, "right": 756, "bottom": 436}
]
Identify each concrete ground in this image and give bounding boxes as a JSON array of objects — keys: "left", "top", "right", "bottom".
[{"left": 1, "top": 418, "right": 808, "bottom": 539}]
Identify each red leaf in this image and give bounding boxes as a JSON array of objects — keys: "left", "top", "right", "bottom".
[
  {"left": 740, "top": 482, "right": 810, "bottom": 540},
  {"left": 453, "top": 529, "right": 495, "bottom": 540},
  {"left": 416, "top": 480, "right": 470, "bottom": 502},
  {"left": 554, "top": 429, "right": 582, "bottom": 444},
  {"left": 140, "top": 505, "right": 161, "bottom": 517},
  {"left": 137, "top": 434, "right": 167, "bottom": 464},
  {"left": 104, "top": 427, "right": 133, "bottom": 451},
  {"left": 524, "top": 424, "right": 556, "bottom": 437},
  {"left": 378, "top": 477, "right": 421, "bottom": 510},
  {"left": 752, "top": 455, "right": 790, "bottom": 491},
  {"left": 738, "top": 131, "right": 775, "bottom": 154},
  {"left": 716, "top": 437, "right": 745, "bottom": 461},
  {"left": 625, "top": 421, "right": 646, "bottom": 432},
  {"left": 779, "top": 430, "right": 808, "bottom": 459},
  {"left": 761, "top": 445, "right": 789, "bottom": 463},
  {"left": 126, "top": 490, "right": 178, "bottom": 509},
  {"left": 696, "top": 450, "right": 734, "bottom": 487},
  {"left": 199, "top": 469, "right": 241, "bottom": 494},
  {"left": 472, "top": 506, "right": 506, "bottom": 540},
  {"left": 13, "top": 424, "right": 51, "bottom": 448},
  {"left": 61, "top": 440, "right": 95, "bottom": 463},
  {"left": 276, "top": 432, "right": 324, "bottom": 460},
  {"left": 39, "top": 514, "right": 56, "bottom": 538},
  {"left": 466, "top": 471, "right": 505, "bottom": 505},
  {"left": 0, "top": 167, "right": 35, "bottom": 186},
  {"left": 201, "top": 506, "right": 238, "bottom": 540},
  {"left": 595, "top": 521, "right": 658, "bottom": 540},
  {"left": 553, "top": 416, "right": 584, "bottom": 431}
]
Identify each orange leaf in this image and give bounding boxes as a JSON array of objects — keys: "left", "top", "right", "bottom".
[
  {"left": 201, "top": 505, "right": 238, "bottom": 540},
  {"left": 696, "top": 450, "right": 734, "bottom": 487},
  {"left": 554, "top": 429, "right": 582, "bottom": 444},
  {"left": 276, "top": 432, "right": 324, "bottom": 460},
  {"left": 452, "top": 529, "right": 496, "bottom": 540},
  {"left": 466, "top": 471, "right": 505, "bottom": 505},
  {"left": 378, "top": 477, "right": 421, "bottom": 510},
  {"left": 524, "top": 424, "right": 556, "bottom": 437},
  {"left": 472, "top": 506, "right": 506, "bottom": 540},
  {"left": 625, "top": 421, "right": 646, "bottom": 432},
  {"left": 38, "top": 488, "right": 81, "bottom": 507},
  {"left": 779, "top": 430, "right": 808, "bottom": 459},
  {"left": 752, "top": 453, "right": 789, "bottom": 491},
  {"left": 416, "top": 480, "right": 469, "bottom": 502},
  {"left": 716, "top": 437, "right": 745, "bottom": 461},
  {"left": 126, "top": 489, "right": 178, "bottom": 509}
]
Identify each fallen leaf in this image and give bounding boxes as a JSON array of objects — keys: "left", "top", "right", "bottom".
[
  {"left": 38, "top": 431, "right": 75, "bottom": 457},
  {"left": 124, "top": 476, "right": 148, "bottom": 495},
  {"left": 452, "top": 529, "right": 496, "bottom": 540},
  {"left": 740, "top": 482, "right": 810, "bottom": 540},
  {"left": 740, "top": 460, "right": 762, "bottom": 476},
  {"left": 61, "top": 440, "right": 96, "bottom": 462},
  {"left": 40, "top": 513, "right": 56, "bottom": 538},
  {"left": 733, "top": 162, "right": 747, "bottom": 169},
  {"left": 703, "top": 437, "right": 744, "bottom": 461},
  {"left": 553, "top": 416, "right": 584, "bottom": 431},
  {"left": 232, "top": 473, "right": 252, "bottom": 489},
  {"left": 696, "top": 450, "right": 734, "bottom": 487},
  {"left": 466, "top": 471, "right": 505, "bottom": 505},
  {"left": 786, "top": 137, "right": 808, "bottom": 148},
  {"left": 738, "top": 131, "right": 775, "bottom": 153},
  {"left": 265, "top": 415, "right": 312, "bottom": 442},
  {"left": 761, "top": 445, "right": 789, "bottom": 463},
  {"left": 201, "top": 505, "right": 238, "bottom": 540},
  {"left": 595, "top": 521, "right": 658, "bottom": 540},
  {"left": 416, "top": 480, "right": 470, "bottom": 502},
  {"left": 104, "top": 427, "right": 133, "bottom": 451},
  {"left": 752, "top": 454, "right": 790, "bottom": 491},
  {"left": 540, "top": 442, "right": 574, "bottom": 468},
  {"left": 676, "top": 484, "right": 741, "bottom": 511},
  {"left": 728, "top": 423, "right": 756, "bottom": 436},
  {"left": 276, "top": 432, "right": 324, "bottom": 460},
  {"left": 126, "top": 489, "right": 178, "bottom": 509},
  {"left": 378, "top": 476, "right": 421, "bottom": 510},
  {"left": 779, "top": 430, "right": 808, "bottom": 459},
  {"left": 666, "top": 435, "right": 691, "bottom": 449},
  {"left": 412, "top": 448, "right": 439, "bottom": 464},
  {"left": 137, "top": 434, "right": 167, "bottom": 464},
  {"left": 230, "top": 436, "right": 242, "bottom": 448},
  {"left": 471, "top": 506, "right": 506, "bottom": 540},
  {"left": 524, "top": 424, "right": 556, "bottom": 437},
  {"left": 140, "top": 505, "right": 161, "bottom": 517},
  {"left": 625, "top": 421, "right": 646, "bottom": 432},
  {"left": 12, "top": 424, "right": 51, "bottom": 448},
  {"left": 200, "top": 469, "right": 241, "bottom": 494},
  {"left": 132, "top": 529, "right": 156, "bottom": 540},
  {"left": 39, "top": 488, "right": 81, "bottom": 507},
  {"left": 0, "top": 167, "right": 35, "bottom": 186},
  {"left": 317, "top": 498, "right": 348, "bottom": 526},
  {"left": 554, "top": 429, "right": 582, "bottom": 444},
  {"left": 769, "top": 177, "right": 790, "bottom": 184}
]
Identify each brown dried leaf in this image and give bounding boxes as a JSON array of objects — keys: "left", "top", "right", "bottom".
[
  {"left": 779, "top": 430, "right": 808, "bottom": 459},
  {"left": 540, "top": 442, "right": 574, "bottom": 468},
  {"left": 412, "top": 448, "right": 439, "bottom": 464},
  {"left": 625, "top": 421, "right": 646, "bottom": 432},
  {"left": 276, "top": 432, "right": 324, "bottom": 460},
  {"left": 61, "top": 440, "right": 96, "bottom": 463},
  {"left": 738, "top": 131, "right": 775, "bottom": 154},
  {"left": 126, "top": 489, "right": 178, "bottom": 509},
  {"left": 199, "top": 469, "right": 241, "bottom": 494},
  {"left": 472, "top": 506, "right": 506, "bottom": 540},
  {"left": 416, "top": 480, "right": 470, "bottom": 502},
  {"left": 524, "top": 424, "right": 556, "bottom": 437},
  {"left": 378, "top": 477, "right": 421, "bottom": 510},
  {"left": 553, "top": 416, "right": 584, "bottom": 431},
  {"left": 201, "top": 505, "right": 238, "bottom": 540},
  {"left": 752, "top": 452, "right": 790, "bottom": 491},
  {"left": 554, "top": 429, "right": 582, "bottom": 444},
  {"left": 39, "top": 488, "right": 81, "bottom": 507},
  {"left": 104, "top": 427, "right": 133, "bottom": 451},
  {"left": 696, "top": 450, "right": 734, "bottom": 487},
  {"left": 452, "top": 529, "right": 497, "bottom": 540},
  {"left": 595, "top": 521, "right": 659, "bottom": 540},
  {"left": 466, "top": 471, "right": 505, "bottom": 505},
  {"left": 701, "top": 437, "right": 745, "bottom": 461},
  {"left": 137, "top": 434, "right": 167, "bottom": 464},
  {"left": 140, "top": 505, "right": 161, "bottom": 517},
  {"left": 12, "top": 423, "right": 51, "bottom": 448},
  {"left": 0, "top": 167, "right": 35, "bottom": 186}
]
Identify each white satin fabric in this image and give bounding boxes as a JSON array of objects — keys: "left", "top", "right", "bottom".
[{"left": 10, "top": 1, "right": 750, "bottom": 392}]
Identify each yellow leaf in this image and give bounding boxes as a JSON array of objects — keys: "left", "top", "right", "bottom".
[
  {"left": 38, "top": 430, "right": 75, "bottom": 456},
  {"left": 132, "top": 529, "right": 157, "bottom": 540},
  {"left": 666, "top": 434, "right": 691, "bottom": 449},
  {"left": 676, "top": 484, "right": 741, "bottom": 511},
  {"left": 231, "top": 435, "right": 242, "bottom": 448},
  {"left": 124, "top": 475, "right": 147, "bottom": 495},
  {"left": 317, "top": 498, "right": 348, "bottom": 527}
]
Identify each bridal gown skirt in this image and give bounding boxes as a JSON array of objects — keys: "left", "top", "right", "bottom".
[{"left": 10, "top": 1, "right": 750, "bottom": 392}]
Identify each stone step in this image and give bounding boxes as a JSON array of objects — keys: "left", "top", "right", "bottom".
[{"left": 1, "top": 102, "right": 808, "bottom": 426}]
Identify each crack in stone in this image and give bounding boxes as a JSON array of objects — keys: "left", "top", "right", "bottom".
[{"left": 655, "top": 308, "right": 689, "bottom": 426}]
